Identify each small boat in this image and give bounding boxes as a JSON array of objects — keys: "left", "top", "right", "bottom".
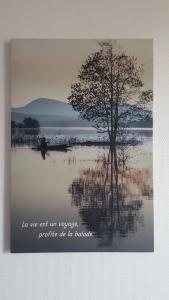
[{"left": 32, "top": 144, "right": 72, "bottom": 151}]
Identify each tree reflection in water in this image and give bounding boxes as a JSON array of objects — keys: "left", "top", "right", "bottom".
[{"left": 68, "top": 146, "right": 153, "bottom": 248}]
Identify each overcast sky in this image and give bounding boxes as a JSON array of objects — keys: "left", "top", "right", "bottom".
[{"left": 11, "top": 39, "right": 153, "bottom": 107}]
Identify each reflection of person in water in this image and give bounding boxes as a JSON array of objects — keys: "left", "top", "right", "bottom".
[
  {"left": 40, "top": 137, "right": 48, "bottom": 160},
  {"left": 41, "top": 149, "right": 47, "bottom": 160}
]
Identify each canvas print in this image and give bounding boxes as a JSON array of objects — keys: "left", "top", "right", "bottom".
[{"left": 11, "top": 39, "right": 153, "bottom": 252}]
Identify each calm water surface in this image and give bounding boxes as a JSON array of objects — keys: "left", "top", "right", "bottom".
[{"left": 11, "top": 129, "right": 153, "bottom": 252}]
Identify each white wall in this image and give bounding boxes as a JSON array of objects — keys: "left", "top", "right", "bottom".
[{"left": 0, "top": 1, "right": 169, "bottom": 299}]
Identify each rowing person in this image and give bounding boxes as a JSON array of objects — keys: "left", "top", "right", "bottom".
[{"left": 40, "top": 137, "right": 48, "bottom": 149}]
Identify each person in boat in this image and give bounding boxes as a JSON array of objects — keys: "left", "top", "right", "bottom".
[{"left": 40, "top": 137, "right": 48, "bottom": 149}]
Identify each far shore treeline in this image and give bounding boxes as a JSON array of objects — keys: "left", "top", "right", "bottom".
[{"left": 11, "top": 117, "right": 40, "bottom": 129}]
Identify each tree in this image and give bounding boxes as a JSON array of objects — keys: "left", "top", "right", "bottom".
[
  {"left": 68, "top": 41, "right": 152, "bottom": 148},
  {"left": 22, "top": 117, "right": 40, "bottom": 129},
  {"left": 139, "top": 89, "right": 153, "bottom": 118}
]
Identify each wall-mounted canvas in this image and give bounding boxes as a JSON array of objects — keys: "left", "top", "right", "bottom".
[{"left": 11, "top": 39, "right": 153, "bottom": 253}]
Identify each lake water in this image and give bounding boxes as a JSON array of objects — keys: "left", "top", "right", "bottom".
[{"left": 11, "top": 128, "right": 153, "bottom": 252}]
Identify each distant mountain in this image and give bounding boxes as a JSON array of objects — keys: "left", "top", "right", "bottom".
[
  {"left": 12, "top": 98, "right": 79, "bottom": 118},
  {"left": 11, "top": 98, "right": 152, "bottom": 128},
  {"left": 11, "top": 98, "right": 90, "bottom": 127}
]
